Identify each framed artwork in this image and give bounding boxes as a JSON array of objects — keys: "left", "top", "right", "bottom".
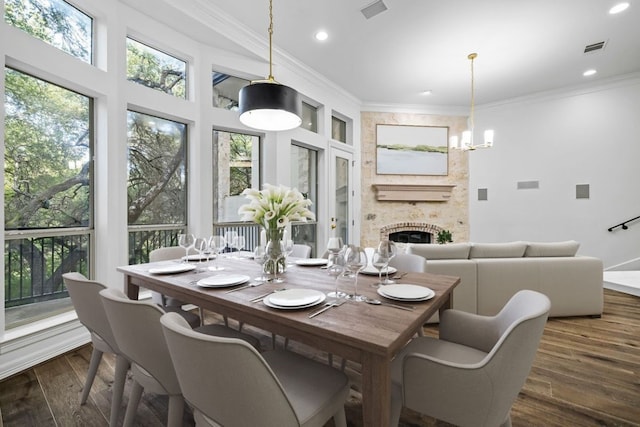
[{"left": 376, "top": 124, "right": 449, "bottom": 176}]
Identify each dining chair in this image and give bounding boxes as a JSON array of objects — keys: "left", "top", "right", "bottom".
[
  {"left": 389, "top": 289, "right": 550, "bottom": 427},
  {"left": 388, "top": 252, "right": 426, "bottom": 273},
  {"left": 149, "top": 246, "right": 202, "bottom": 327},
  {"left": 160, "top": 311, "right": 350, "bottom": 427},
  {"left": 62, "top": 272, "right": 130, "bottom": 427},
  {"left": 290, "top": 243, "right": 312, "bottom": 258},
  {"left": 99, "top": 288, "right": 260, "bottom": 427}
]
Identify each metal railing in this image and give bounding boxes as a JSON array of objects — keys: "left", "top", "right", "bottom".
[{"left": 608, "top": 215, "right": 640, "bottom": 232}]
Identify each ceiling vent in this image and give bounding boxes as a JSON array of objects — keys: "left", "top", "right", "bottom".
[
  {"left": 361, "top": 0, "right": 387, "bottom": 19},
  {"left": 584, "top": 41, "right": 606, "bottom": 54}
]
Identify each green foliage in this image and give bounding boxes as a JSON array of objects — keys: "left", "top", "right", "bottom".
[
  {"left": 229, "top": 134, "right": 253, "bottom": 196},
  {"left": 437, "top": 229, "right": 453, "bottom": 244},
  {"left": 126, "top": 38, "right": 186, "bottom": 99}
]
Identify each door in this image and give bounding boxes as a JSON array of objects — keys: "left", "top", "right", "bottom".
[{"left": 329, "top": 148, "right": 353, "bottom": 245}]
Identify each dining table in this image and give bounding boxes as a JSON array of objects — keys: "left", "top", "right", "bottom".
[{"left": 117, "top": 254, "right": 460, "bottom": 427}]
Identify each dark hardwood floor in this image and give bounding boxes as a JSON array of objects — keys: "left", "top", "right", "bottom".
[{"left": 0, "top": 289, "right": 638, "bottom": 427}]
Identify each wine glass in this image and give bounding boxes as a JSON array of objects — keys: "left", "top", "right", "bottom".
[
  {"left": 378, "top": 239, "right": 397, "bottom": 284},
  {"left": 266, "top": 239, "right": 285, "bottom": 283},
  {"left": 327, "top": 249, "right": 347, "bottom": 298},
  {"left": 178, "top": 233, "right": 195, "bottom": 263},
  {"left": 253, "top": 245, "right": 269, "bottom": 282},
  {"left": 224, "top": 231, "right": 238, "bottom": 255},
  {"left": 208, "top": 235, "right": 225, "bottom": 271},
  {"left": 344, "top": 245, "right": 368, "bottom": 302},
  {"left": 370, "top": 249, "right": 390, "bottom": 288},
  {"left": 193, "top": 237, "right": 207, "bottom": 271},
  {"left": 233, "top": 235, "right": 246, "bottom": 254},
  {"left": 283, "top": 238, "right": 295, "bottom": 267}
]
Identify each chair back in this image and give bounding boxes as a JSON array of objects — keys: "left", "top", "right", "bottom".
[
  {"left": 150, "top": 246, "right": 185, "bottom": 262},
  {"left": 291, "top": 244, "right": 311, "bottom": 259},
  {"left": 62, "top": 272, "right": 120, "bottom": 354},
  {"left": 389, "top": 253, "right": 426, "bottom": 272},
  {"left": 161, "top": 312, "right": 300, "bottom": 427},
  {"left": 100, "top": 288, "right": 181, "bottom": 394}
]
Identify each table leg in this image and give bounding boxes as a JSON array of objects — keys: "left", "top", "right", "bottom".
[
  {"left": 124, "top": 276, "right": 140, "bottom": 300},
  {"left": 439, "top": 292, "right": 453, "bottom": 318},
  {"left": 361, "top": 352, "right": 391, "bottom": 427}
]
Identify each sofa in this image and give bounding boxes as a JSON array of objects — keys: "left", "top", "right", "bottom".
[{"left": 406, "top": 240, "right": 603, "bottom": 319}]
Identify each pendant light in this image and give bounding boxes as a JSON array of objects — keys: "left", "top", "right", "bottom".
[
  {"left": 238, "top": 0, "right": 302, "bottom": 131},
  {"left": 450, "top": 53, "right": 494, "bottom": 150}
]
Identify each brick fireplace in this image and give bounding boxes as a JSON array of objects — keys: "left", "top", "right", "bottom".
[{"left": 380, "top": 222, "right": 444, "bottom": 244}]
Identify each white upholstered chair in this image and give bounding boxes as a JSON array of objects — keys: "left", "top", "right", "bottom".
[
  {"left": 99, "top": 288, "right": 259, "bottom": 427},
  {"left": 62, "top": 272, "right": 129, "bottom": 427},
  {"left": 290, "top": 243, "right": 312, "bottom": 258},
  {"left": 390, "top": 289, "right": 550, "bottom": 427},
  {"left": 149, "top": 246, "right": 201, "bottom": 327},
  {"left": 389, "top": 252, "right": 426, "bottom": 273},
  {"left": 160, "top": 312, "right": 350, "bottom": 427}
]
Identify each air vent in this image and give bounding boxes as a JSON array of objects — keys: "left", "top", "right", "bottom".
[
  {"left": 361, "top": 0, "right": 387, "bottom": 19},
  {"left": 584, "top": 41, "right": 606, "bottom": 54}
]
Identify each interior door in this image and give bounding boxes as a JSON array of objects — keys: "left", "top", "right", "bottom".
[{"left": 329, "top": 148, "right": 353, "bottom": 245}]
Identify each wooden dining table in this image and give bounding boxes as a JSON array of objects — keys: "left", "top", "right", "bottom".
[{"left": 118, "top": 255, "right": 460, "bottom": 427}]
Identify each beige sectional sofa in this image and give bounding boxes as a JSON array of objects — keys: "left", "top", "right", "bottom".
[{"left": 407, "top": 241, "right": 603, "bottom": 319}]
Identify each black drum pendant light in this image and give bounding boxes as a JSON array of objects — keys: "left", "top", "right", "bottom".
[{"left": 238, "top": 0, "right": 302, "bottom": 131}]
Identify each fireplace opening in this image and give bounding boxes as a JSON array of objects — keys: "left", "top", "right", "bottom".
[{"left": 389, "top": 231, "right": 431, "bottom": 244}]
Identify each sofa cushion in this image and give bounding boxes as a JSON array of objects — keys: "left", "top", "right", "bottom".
[
  {"left": 524, "top": 240, "right": 580, "bottom": 257},
  {"left": 469, "top": 241, "right": 527, "bottom": 258},
  {"left": 407, "top": 243, "right": 471, "bottom": 260}
]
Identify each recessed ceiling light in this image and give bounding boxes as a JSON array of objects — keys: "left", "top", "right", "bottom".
[
  {"left": 609, "top": 2, "right": 630, "bottom": 14},
  {"left": 421, "top": 90, "right": 433, "bottom": 96},
  {"left": 315, "top": 31, "right": 328, "bottom": 41},
  {"left": 583, "top": 69, "right": 597, "bottom": 77}
]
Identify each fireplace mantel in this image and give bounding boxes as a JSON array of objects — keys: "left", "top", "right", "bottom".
[{"left": 372, "top": 184, "right": 456, "bottom": 202}]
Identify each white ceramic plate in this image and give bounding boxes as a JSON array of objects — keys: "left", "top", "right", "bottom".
[
  {"left": 359, "top": 265, "right": 397, "bottom": 276},
  {"left": 148, "top": 264, "right": 197, "bottom": 274},
  {"left": 264, "top": 289, "right": 326, "bottom": 309},
  {"left": 182, "top": 254, "right": 209, "bottom": 261},
  {"left": 378, "top": 284, "right": 435, "bottom": 301},
  {"left": 295, "top": 258, "right": 328, "bottom": 266},
  {"left": 196, "top": 274, "right": 250, "bottom": 288}
]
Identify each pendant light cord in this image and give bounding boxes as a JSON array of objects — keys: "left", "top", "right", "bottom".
[
  {"left": 468, "top": 52, "right": 477, "bottom": 143},
  {"left": 267, "top": 0, "right": 275, "bottom": 81}
]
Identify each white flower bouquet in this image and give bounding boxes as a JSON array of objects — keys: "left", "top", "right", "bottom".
[{"left": 238, "top": 184, "right": 315, "bottom": 230}]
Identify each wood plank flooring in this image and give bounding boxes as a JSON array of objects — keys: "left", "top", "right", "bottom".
[{"left": 0, "top": 289, "right": 638, "bottom": 427}]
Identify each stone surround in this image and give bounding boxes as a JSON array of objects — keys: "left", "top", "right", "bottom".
[
  {"left": 361, "top": 111, "right": 470, "bottom": 247},
  {"left": 380, "top": 222, "right": 444, "bottom": 241}
]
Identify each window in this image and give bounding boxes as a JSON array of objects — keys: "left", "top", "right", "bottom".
[
  {"left": 4, "top": 0, "right": 93, "bottom": 63},
  {"left": 127, "top": 111, "right": 187, "bottom": 263},
  {"left": 126, "top": 38, "right": 187, "bottom": 99},
  {"left": 301, "top": 102, "right": 318, "bottom": 133},
  {"left": 4, "top": 68, "right": 92, "bottom": 328},
  {"left": 212, "top": 71, "right": 249, "bottom": 110},
  {"left": 290, "top": 144, "right": 318, "bottom": 255},
  {"left": 332, "top": 115, "right": 347, "bottom": 143}
]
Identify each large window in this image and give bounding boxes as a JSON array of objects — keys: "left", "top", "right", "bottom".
[
  {"left": 126, "top": 38, "right": 187, "bottom": 99},
  {"left": 290, "top": 144, "right": 318, "bottom": 255},
  {"left": 212, "top": 71, "right": 249, "bottom": 110},
  {"left": 127, "top": 111, "right": 187, "bottom": 263},
  {"left": 4, "top": 0, "right": 93, "bottom": 64},
  {"left": 4, "top": 68, "right": 92, "bottom": 328}
]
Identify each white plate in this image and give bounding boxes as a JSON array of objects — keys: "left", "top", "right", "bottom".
[
  {"left": 182, "top": 254, "right": 210, "bottom": 261},
  {"left": 264, "top": 290, "right": 326, "bottom": 310},
  {"left": 197, "top": 274, "right": 250, "bottom": 288},
  {"left": 148, "top": 264, "right": 197, "bottom": 274},
  {"left": 295, "top": 258, "right": 328, "bottom": 266},
  {"left": 359, "top": 266, "right": 397, "bottom": 276},
  {"left": 267, "top": 289, "right": 325, "bottom": 307},
  {"left": 378, "top": 284, "right": 435, "bottom": 301}
]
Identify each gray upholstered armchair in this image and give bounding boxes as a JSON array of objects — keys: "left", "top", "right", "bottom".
[{"left": 390, "top": 289, "right": 550, "bottom": 427}]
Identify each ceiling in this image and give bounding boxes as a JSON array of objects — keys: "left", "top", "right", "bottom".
[{"left": 125, "top": 0, "right": 640, "bottom": 108}]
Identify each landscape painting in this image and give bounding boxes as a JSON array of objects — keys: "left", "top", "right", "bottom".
[{"left": 376, "top": 124, "right": 448, "bottom": 176}]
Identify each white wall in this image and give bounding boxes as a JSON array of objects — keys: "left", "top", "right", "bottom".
[{"left": 469, "top": 74, "right": 640, "bottom": 268}]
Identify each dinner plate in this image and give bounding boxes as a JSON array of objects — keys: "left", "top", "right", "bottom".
[
  {"left": 182, "top": 254, "right": 210, "bottom": 261},
  {"left": 196, "top": 274, "right": 250, "bottom": 288},
  {"left": 148, "top": 264, "right": 197, "bottom": 274},
  {"left": 359, "top": 265, "right": 397, "bottom": 276},
  {"left": 378, "top": 284, "right": 435, "bottom": 301},
  {"left": 264, "top": 289, "right": 326, "bottom": 310},
  {"left": 295, "top": 258, "right": 328, "bottom": 266}
]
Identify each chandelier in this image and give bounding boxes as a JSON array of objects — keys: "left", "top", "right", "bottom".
[
  {"left": 238, "top": 0, "right": 302, "bottom": 132},
  {"left": 450, "top": 53, "right": 494, "bottom": 150}
]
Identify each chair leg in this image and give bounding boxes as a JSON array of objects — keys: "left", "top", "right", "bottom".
[
  {"left": 81, "top": 347, "right": 103, "bottom": 404},
  {"left": 166, "top": 395, "right": 185, "bottom": 427},
  {"left": 122, "top": 381, "right": 143, "bottom": 427},
  {"left": 333, "top": 408, "right": 347, "bottom": 427},
  {"left": 199, "top": 307, "right": 205, "bottom": 325},
  {"left": 109, "top": 355, "right": 130, "bottom": 427}
]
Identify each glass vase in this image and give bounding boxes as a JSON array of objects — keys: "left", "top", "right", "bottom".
[{"left": 264, "top": 227, "right": 285, "bottom": 275}]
